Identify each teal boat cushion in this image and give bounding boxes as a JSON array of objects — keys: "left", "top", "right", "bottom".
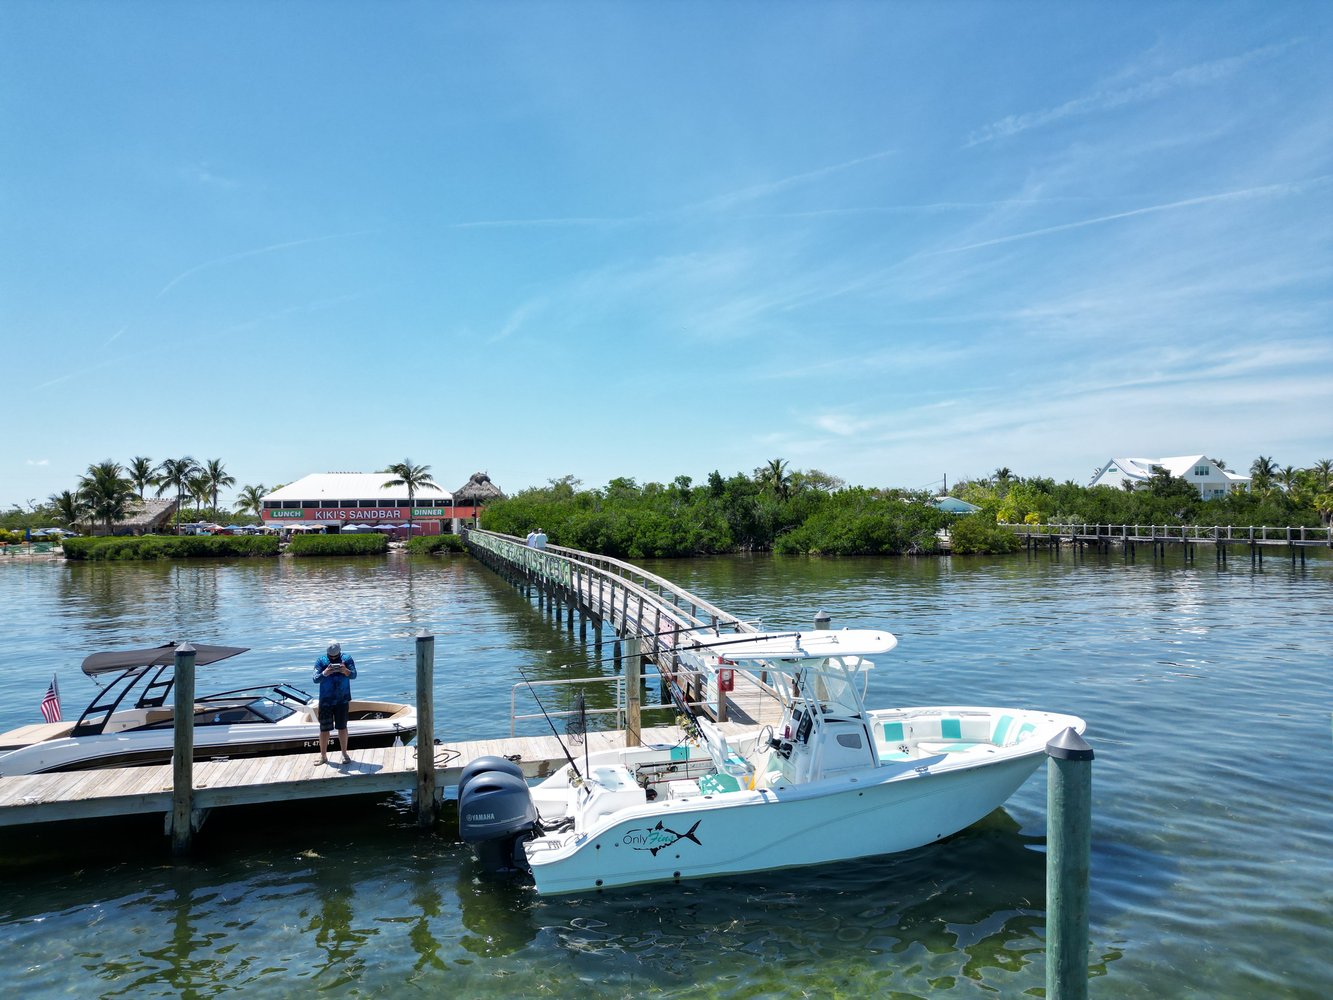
[
  {"left": 883, "top": 721, "right": 905, "bottom": 742},
  {"left": 941, "top": 718, "right": 962, "bottom": 740},
  {"left": 699, "top": 773, "right": 742, "bottom": 795},
  {"left": 992, "top": 714, "right": 1014, "bottom": 745}
]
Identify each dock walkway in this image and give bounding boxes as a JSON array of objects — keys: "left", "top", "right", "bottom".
[
  {"left": 465, "top": 530, "right": 791, "bottom": 728},
  {"left": 0, "top": 723, "right": 757, "bottom": 829},
  {"left": 1006, "top": 522, "right": 1331, "bottom": 565}
]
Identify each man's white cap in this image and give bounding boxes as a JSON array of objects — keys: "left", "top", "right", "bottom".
[{"left": 327, "top": 642, "right": 341, "bottom": 658}]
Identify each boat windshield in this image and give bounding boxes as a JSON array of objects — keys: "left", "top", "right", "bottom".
[
  {"left": 799, "top": 656, "right": 870, "bottom": 716},
  {"left": 137, "top": 695, "right": 298, "bottom": 729},
  {"left": 245, "top": 697, "right": 298, "bottom": 723}
]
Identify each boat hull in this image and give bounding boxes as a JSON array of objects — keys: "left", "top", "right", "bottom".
[
  {"left": 0, "top": 715, "right": 416, "bottom": 775},
  {"left": 526, "top": 751, "right": 1044, "bottom": 894}
]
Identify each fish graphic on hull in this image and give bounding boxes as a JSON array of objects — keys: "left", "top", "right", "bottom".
[{"left": 622, "top": 820, "right": 703, "bottom": 855}]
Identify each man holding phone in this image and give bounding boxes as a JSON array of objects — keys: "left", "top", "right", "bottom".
[{"left": 313, "top": 641, "right": 357, "bottom": 765}]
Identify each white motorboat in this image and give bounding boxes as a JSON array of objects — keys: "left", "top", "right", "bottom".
[
  {"left": 0, "top": 642, "right": 417, "bottom": 775},
  {"left": 458, "top": 628, "right": 1084, "bottom": 894}
]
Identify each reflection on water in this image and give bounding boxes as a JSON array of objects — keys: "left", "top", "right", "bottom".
[{"left": 1, "top": 551, "right": 1331, "bottom": 998}]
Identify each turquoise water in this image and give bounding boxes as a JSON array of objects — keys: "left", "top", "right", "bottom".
[{"left": 1, "top": 550, "right": 1330, "bottom": 998}]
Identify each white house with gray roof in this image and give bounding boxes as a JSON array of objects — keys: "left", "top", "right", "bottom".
[{"left": 1089, "top": 455, "right": 1250, "bottom": 499}]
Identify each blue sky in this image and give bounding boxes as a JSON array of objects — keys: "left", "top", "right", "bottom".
[{"left": 3, "top": 2, "right": 1330, "bottom": 509}]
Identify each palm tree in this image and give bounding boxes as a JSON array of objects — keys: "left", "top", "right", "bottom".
[
  {"left": 1312, "top": 459, "right": 1333, "bottom": 492},
  {"left": 1278, "top": 465, "right": 1300, "bottom": 492},
  {"left": 234, "top": 484, "right": 267, "bottom": 520},
  {"left": 187, "top": 473, "right": 211, "bottom": 517},
  {"left": 78, "top": 460, "right": 135, "bottom": 534},
  {"left": 48, "top": 489, "right": 88, "bottom": 530},
  {"left": 1250, "top": 455, "right": 1278, "bottom": 491},
  {"left": 202, "top": 458, "right": 236, "bottom": 515},
  {"left": 155, "top": 456, "right": 200, "bottom": 533},
  {"left": 382, "top": 459, "right": 438, "bottom": 538},
  {"left": 128, "top": 456, "right": 155, "bottom": 500},
  {"left": 993, "top": 467, "right": 1014, "bottom": 485},
  {"left": 756, "top": 458, "right": 792, "bottom": 500}
]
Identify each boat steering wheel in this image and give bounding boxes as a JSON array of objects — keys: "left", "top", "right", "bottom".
[{"left": 754, "top": 724, "right": 775, "bottom": 754}]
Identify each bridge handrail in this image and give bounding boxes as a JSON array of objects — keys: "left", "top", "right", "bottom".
[
  {"left": 468, "top": 529, "right": 753, "bottom": 634},
  {"left": 467, "top": 529, "right": 789, "bottom": 709},
  {"left": 1000, "top": 523, "right": 1330, "bottom": 544}
]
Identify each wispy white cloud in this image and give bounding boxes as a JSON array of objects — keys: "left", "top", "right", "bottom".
[
  {"left": 453, "top": 148, "right": 899, "bottom": 230},
  {"left": 925, "top": 179, "right": 1323, "bottom": 256},
  {"left": 684, "top": 149, "right": 897, "bottom": 212},
  {"left": 156, "top": 230, "right": 376, "bottom": 298},
  {"left": 190, "top": 163, "right": 239, "bottom": 189},
  {"left": 490, "top": 300, "right": 542, "bottom": 343},
  {"left": 26, "top": 459, "right": 49, "bottom": 466},
  {"left": 966, "top": 41, "right": 1294, "bottom": 146}
]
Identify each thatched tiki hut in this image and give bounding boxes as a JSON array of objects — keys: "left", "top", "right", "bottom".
[
  {"left": 87, "top": 498, "right": 178, "bottom": 536},
  {"left": 452, "top": 472, "right": 505, "bottom": 528}
]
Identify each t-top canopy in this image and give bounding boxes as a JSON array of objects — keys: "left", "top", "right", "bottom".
[
  {"left": 81, "top": 642, "right": 250, "bottom": 676},
  {"left": 684, "top": 629, "right": 897, "bottom": 661}
]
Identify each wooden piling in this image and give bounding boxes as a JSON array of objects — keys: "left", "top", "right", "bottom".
[
  {"left": 625, "top": 636, "right": 642, "bottom": 747},
  {"left": 170, "top": 643, "right": 197, "bottom": 857},
  {"left": 1046, "top": 727, "right": 1095, "bottom": 1000},
  {"left": 415, "top": 633, "right": 437, "bottom": 828}
]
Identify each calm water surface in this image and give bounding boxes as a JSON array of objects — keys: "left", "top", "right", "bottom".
[{"left": 1, "top": 550, "right": 1330, "bottom": 998}]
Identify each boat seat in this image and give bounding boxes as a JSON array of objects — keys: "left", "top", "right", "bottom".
[
  {"left": 915, "top": 741, "right": 980, "bottom": 754},
  {"left": 698, "top": 773, "right": 742, "bottom": 795},
  {"left": 992, "top": 715, "right": 1037, "bottom": 746}
]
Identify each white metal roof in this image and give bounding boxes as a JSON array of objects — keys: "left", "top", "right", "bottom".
[
  {"left": 1093, "top": 455, "right": 1250, "bottom": 485},
  {"left": 264, "top": 473, "right": 451, "bottom": 502}
]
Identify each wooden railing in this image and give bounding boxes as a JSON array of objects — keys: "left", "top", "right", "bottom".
[
  {"left": 464, "top": 529, "right": 786, "bottom": 721},
  {"left": 1003, "top": 523, "right": 1331, "bottom": 545}
]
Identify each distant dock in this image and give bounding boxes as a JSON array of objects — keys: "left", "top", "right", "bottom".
[{"left": 1006, "top": 523, "right": 1331, "bottom": 565}]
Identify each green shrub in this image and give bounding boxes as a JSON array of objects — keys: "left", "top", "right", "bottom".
[
  {"left": 408, "top": 533, "right": 465, "bottom": 554},
  {"left": 947, "top": 515, "right": 1022, "bottom": 554},
  {"left": 62, "top": 535, "right": 280, "bottom": 561},
  {"left": 287, "top": 533, "right": 389, "bottom": 557}
]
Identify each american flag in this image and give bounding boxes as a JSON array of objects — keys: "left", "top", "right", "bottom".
[{"left": 40, "top": 675, "right": 61, "bottom": 723}]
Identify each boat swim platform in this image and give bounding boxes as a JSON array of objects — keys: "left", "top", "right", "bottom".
[{"left": 0, "top": 723, "right": 759, "bottom": 830}]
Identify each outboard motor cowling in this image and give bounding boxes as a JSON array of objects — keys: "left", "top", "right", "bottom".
[
  {"left": 457, "top": 755, "right": 524, "bottom": 798},
  {"left": 457, "top": 757, "right": 538, "bottom": 874}
]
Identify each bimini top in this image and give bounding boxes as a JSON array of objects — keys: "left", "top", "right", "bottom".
[
  {"left": 81, "top": 642, "right": 250, "bottom": 676},
  {"left": 683, "top": 629, "right": 897, "bottom": 661}
]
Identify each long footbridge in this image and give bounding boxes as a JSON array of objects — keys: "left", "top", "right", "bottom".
[
  {"left": 1004, "top": 522, "right": 1331, "bottom": 565},
  {"left": 464, "top": 529, "right": 792, "bottom": 730}
]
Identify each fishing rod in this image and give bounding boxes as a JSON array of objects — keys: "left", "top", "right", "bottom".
[{"left": 513, "top": 661, "right": 582, "bottom": 779}]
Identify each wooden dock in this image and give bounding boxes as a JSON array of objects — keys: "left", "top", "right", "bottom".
[
  {"left": 466, "top": 530, "right": 793, "bottom": 729},
  {"left": 0, "top": 723, "right": 757, "bottom": 830},
  {"left": 2, "top": 536, "right": 795, "bottom": 847},
  {"left": 1006, "top": 522, "right": 1331, "bottom": 566}
]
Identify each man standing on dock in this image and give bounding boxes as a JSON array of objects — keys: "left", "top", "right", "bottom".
[{"left": 314, "top": 641, "right": 357, "bottom": 765}]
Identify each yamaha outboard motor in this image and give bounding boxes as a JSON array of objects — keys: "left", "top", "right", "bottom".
[{"left": 457, "top": 755, "right": 538, "bottom": 874}]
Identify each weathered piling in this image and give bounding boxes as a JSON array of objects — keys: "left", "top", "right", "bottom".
[
  {"left": 625, "top": 636, "right": 642, "bottom": 747},
  {"left": 415, "top": 633, "right": 437, "bottom": 828},
  {"left": 170, "top": 643, "right": 197, "bottom": 857},
  {"left": 1046, "top": 727, "right": 1095, "bottom": 1000}
]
